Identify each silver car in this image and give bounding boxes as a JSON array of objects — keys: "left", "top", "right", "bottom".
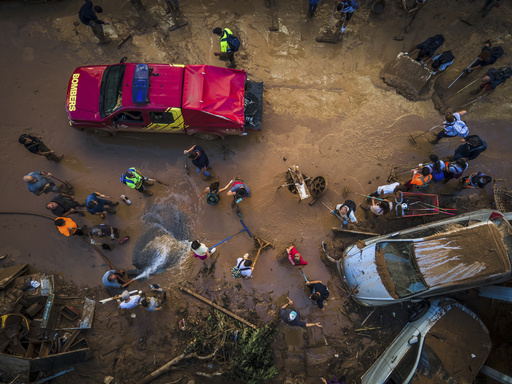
[
  {"left": 337, "top": 209, "right": 512, "bottom": 307},
  {"left": 361, "top": 297, "right": 491, "bottom": 384}
]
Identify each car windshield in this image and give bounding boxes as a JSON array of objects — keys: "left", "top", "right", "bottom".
[
  {"left": 377, "top": 242, "right": 427, "bottom": 298},
  {"left": 100, "top": 65, "right": 126, "bottom": 118}
]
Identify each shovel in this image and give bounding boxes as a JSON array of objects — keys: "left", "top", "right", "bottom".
[
  {"left": 410, "top": 123, "right": 442, "bottom": 144},
  {"left": 393, "top": 13, "right": 408, "bottom": 41},
  {"left": 316, "top": 4, "right": 338, "bottom": 44}
]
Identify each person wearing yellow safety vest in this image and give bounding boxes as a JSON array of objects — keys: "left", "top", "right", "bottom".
[
  {"left": 212, "top": 27, "right": 236, "bottom": 68},
  {"left": 120, "top": 167, "right": 154, "bottom": 196}
]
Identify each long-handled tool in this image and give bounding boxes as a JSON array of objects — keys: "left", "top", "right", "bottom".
[
  {"left": 252, "top": 236, "right": 274, "bottom": 269},
  {"left": 100, "top": 290, "right": 139, "bottom": 304},
  {"left": 168, "top": 2, "right": 188, "bottom": 31},
  {"left": 316, "top": 4, "right": 338, "bottom": 43},
  {"left": 83, "top": 237, "right": 117, "bottom": 270},
  {"left": 209, "top": 219, "right": 253, "bottom": 250},
  {"left": 147, "top": 177, "right": 169, "bottom": 186},
  {"left": 410, "top": 123, "right": 442, "bottom": 144},
  {"left": 393, "top": 12, "right": 408, "bottom": 41},
  {"left": 448, "top": 57, "right": 478, "bottom": 88},
  {"left": 184, "top": 155, "right": 190, "bottom": 175},
  {"left": 457, "top": 95, "right": 484, "bottom": 110},
  {"left": 48, "top": 174, "right": 73, "bottom": 191},
  {"left": 268, "top": 0, "right": 279, "bottom": 31},
  {"left": 299, "top": 268, "right": 308, "bottom": 283}
]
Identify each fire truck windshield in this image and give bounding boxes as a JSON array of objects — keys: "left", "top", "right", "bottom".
[{"left": 100, "top": 65, "right": 126, "bottom": 118}]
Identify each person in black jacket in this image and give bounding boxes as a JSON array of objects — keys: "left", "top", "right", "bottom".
[
  {"left": 466, "top": 43, "right": 504, "bottom": 73},
  {"left": 79, "top": 0, "right": 110, "bottom": 44},
  {"left": 407, "top": 34, "right": 444, "bottom": 62},
  {"left": 451, "top": 135, "right": 487, "bottom": 161},
  {"left": 306, "top": 280, "right": 330, "bottom": 310},
  {"left": 19, "top": 134, "right": 63, "bottom": 162}
]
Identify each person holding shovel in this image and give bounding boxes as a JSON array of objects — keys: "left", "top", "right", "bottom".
[
  {"left": 280, "top": 298, "right": 322, "bottom": 328},
  {"left": 336, "top": 0, "right": 358, "bottom": 35},
  {"left": 120, "top": 167, "right": 154, "bottom": 196},
  {"left": 404, "top": 0, "right": 428, "bottom": 33},
  {"left": 470, "top": 67, "right": 512, "bottom": 96},
  {"left": 231, "top": 253, "right": 254, "bottom": 279},
  {"left": 54, "top": 217, "right": 85, "bottom": 237},
  {"left": 287, "top": 245, "right": 308, "bottom": 266},
  {"left": 191, "top": 240, "right": 216, "bottom": 260},
  {"left": 102, "top": 269, "right": 134, "bottom": 289},
  {"left": 430, "top": 110, "right": 469, "bottom": 144},
  {"left": 23, "top": 172, "right": 63, "bottom": 196}
]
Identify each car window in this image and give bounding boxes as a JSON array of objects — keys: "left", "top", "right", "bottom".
[
  {"left": 113, "top": 111, "right": 144, "bottom": 123},
  {"left": 386, "top": 341, "right": 420, "bottom": 384},
  {"left": 390, "top": 220, "right": 477, "bottom": 239},
  {"left": 150, "top": 112, "right": 175, "bottom": 124},
  {"left": 377, "top": 242, "right": 427, "bottom": 298},
  {"left": 100, "top": 65, "right": 126, "bottom": 118}
]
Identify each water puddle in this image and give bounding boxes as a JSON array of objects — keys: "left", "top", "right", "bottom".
[{"left": 132, "top": 198, "right": 191, "bottom": 279}]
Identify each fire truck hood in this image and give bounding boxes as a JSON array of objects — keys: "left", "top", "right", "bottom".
[{"left": 66, "top": 65, "right": 107, "bottom": 121}]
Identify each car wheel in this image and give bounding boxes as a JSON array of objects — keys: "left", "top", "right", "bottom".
[
  {"left": 408, "top": 300, "right": 430, "bottom": 322},
  {"left": 194, "top": 132, "right": 220, "bottom": 141},
  {"left": 86, "top": 129, "right": 112, "bottom": 137}
]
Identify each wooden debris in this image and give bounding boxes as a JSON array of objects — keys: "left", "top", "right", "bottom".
[{"left": 179, "top": 287, "right": 258, "bottom": 330}]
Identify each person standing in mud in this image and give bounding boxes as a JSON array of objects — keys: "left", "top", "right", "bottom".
[
  {"left": 119, "top": 290, "right": 141, "bottom": 309},
  {"left": 306, "top": 280, "right": 329, "bottom": 310},
  {"left": 470, "top": 67, "right": 512, "bottom": 96},
  {"left": 103, "top": 269, "right": 134, "bottom": 289},
  {"left": 86, "top": 192, "right": 118, "bottom": 216},
  {"left": 200, "top": 180, "right": 233, "bottom": 205},
  {"left": 308, "top": 0, "right": 320, "bottom": 17},
  {"left": 54, "top": 217, "right": 85, "bottom": 237},
  {"left": 213, "top": 27, "right": 237, "bottom": 68},
  {"left": 120, "top": 167, "right": 154, "bottom": 196},
  {"left": 140, "top": 284, "right": 167, "bottom": 311},
  {"left": 336, "top": 0, "right": 358, "bottom": 35},
  {"left": 466, "top": 42, "right": 504, "bottom": 74},
  {"left": 46, "top": 193, "right": 84, "bottom": 217},
  {"left": 191, "top": 240, "right": 215, "bottom": 260},
  {"left": 451, "top": 135, "right": 487, "bottom": 161},
  {"left": 430, "top": 110, "right": 469, "bottom": 144},
  {"left": 227, "top": 179, "right": 250, "bottom": 217},
  {"left": 23, "top": 172, "right": 62, "bottom": 196},
  {"left": 406, "top": 34, "right": 444, "bottom": 62},
  {"left": 89, "top": 224, "right": 120, "bottom": 244},
  {"left": 18, "top": 134, "right": 63, "bottom": 162},
  {"left": 78, "top": 0, "right": 110, "bottom": 44},
  {"left": 184, "top": 145, "right": 211, "bottom": 178},
  {"left": 459, "top": 172, "right": 492, "bottom": 189},
  {"left": 280, "top": 298, "right": 322, "bottom": 328},
  {"left": 287, "top": 245, "right": 308, "bottom": 266},
  {"left": 404, "top": 0, "right": 428, "bottom": 32}
]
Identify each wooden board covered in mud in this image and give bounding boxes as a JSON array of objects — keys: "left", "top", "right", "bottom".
[{"left": 380, "top": 52, "right": 434, "bottom": 100}]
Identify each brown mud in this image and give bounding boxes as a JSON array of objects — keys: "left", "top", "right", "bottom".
[{"left": 1, "top": 0, "right": 512, "bottom": 383}]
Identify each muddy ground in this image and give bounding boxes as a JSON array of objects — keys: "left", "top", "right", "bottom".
[{"left": 1, "top": 0, "right": 512, "bottom": 383}]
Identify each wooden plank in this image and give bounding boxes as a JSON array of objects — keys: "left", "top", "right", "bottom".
[
  {"left": 60, "top": 330, "right": 80, "bottom": 353},
  {"left": 179, "top": 287, "right": 258, "bottom": 329}
]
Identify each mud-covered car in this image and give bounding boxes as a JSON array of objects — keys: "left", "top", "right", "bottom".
[
  {"left": 361, "top": 297, "right": 491, "bottom": 384},
  {"left": 337, "top": 209, "right": 512, "bottom": 307}
]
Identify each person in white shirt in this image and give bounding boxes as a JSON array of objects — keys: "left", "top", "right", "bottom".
[
  {"left": 234, "top": 253, "right": 253, "bottom": 278},
  {"left": 431, "top": 110, "right": 469, "bottom": 144},
  {"left": 119, "top": 290, "right": 141, "bottom": 309}
]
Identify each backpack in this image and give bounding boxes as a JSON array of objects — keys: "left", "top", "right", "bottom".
[
  {"left": 230, "top": 259, "right": 250, "bottom": 279},
  {"left": 206, "top": 190, "right": 220, "bottom": 206},
  {"left": 227, "top": 34, "right": 240, "bottom": 52},
  {"left": 487, "top": 67, "right": 512, "bottom": 87},
  {"left": 344, "top": 200, "right": 357, "bottom": 214},
  {"left": 432, "top": 170, "right": 444, "bottom": 182},
  {"left": 434, "top": 51, "right": 454, "bottom": 65},
  {"left": 490, "top": 46, "right": 504, "bottom": 59}
]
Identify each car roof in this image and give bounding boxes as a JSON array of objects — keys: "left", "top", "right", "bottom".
[{"left": 414, "top": 222, "right": 511, "bottom": 287}]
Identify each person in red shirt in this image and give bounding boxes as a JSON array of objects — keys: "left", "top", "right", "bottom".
[{"left": 286, "top": 245, "right": 308, "bottom": 266}]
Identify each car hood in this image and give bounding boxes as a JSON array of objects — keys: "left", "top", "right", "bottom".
[
  {"left": 343, "top": 244, "right": 394, "bottom": 305},
  {"left": 66, "top": 65, "right": 106, "bottom": 121}
]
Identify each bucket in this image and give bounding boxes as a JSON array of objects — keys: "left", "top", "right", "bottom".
[{"left": 372, "top": 0, "right": 386, "bottom": 13}]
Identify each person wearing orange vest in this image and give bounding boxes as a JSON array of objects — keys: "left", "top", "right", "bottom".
[
  {"left": 404, "top": 167, "right": 432, "bottom": 191},
  {"left": 54, "top": 217, "right": 85, "bottom": 237}
]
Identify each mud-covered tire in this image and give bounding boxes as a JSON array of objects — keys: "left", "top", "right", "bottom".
[
  {"left": 194, "top": 132, "right": 220, "bottom": 141},
  {"left": 86, "top": 129, "right": 112, "bottom": 137}
]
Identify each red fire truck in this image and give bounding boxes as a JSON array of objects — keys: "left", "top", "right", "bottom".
[{"left": 66, "top": 63, "right": 263, "bottom": 140}]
